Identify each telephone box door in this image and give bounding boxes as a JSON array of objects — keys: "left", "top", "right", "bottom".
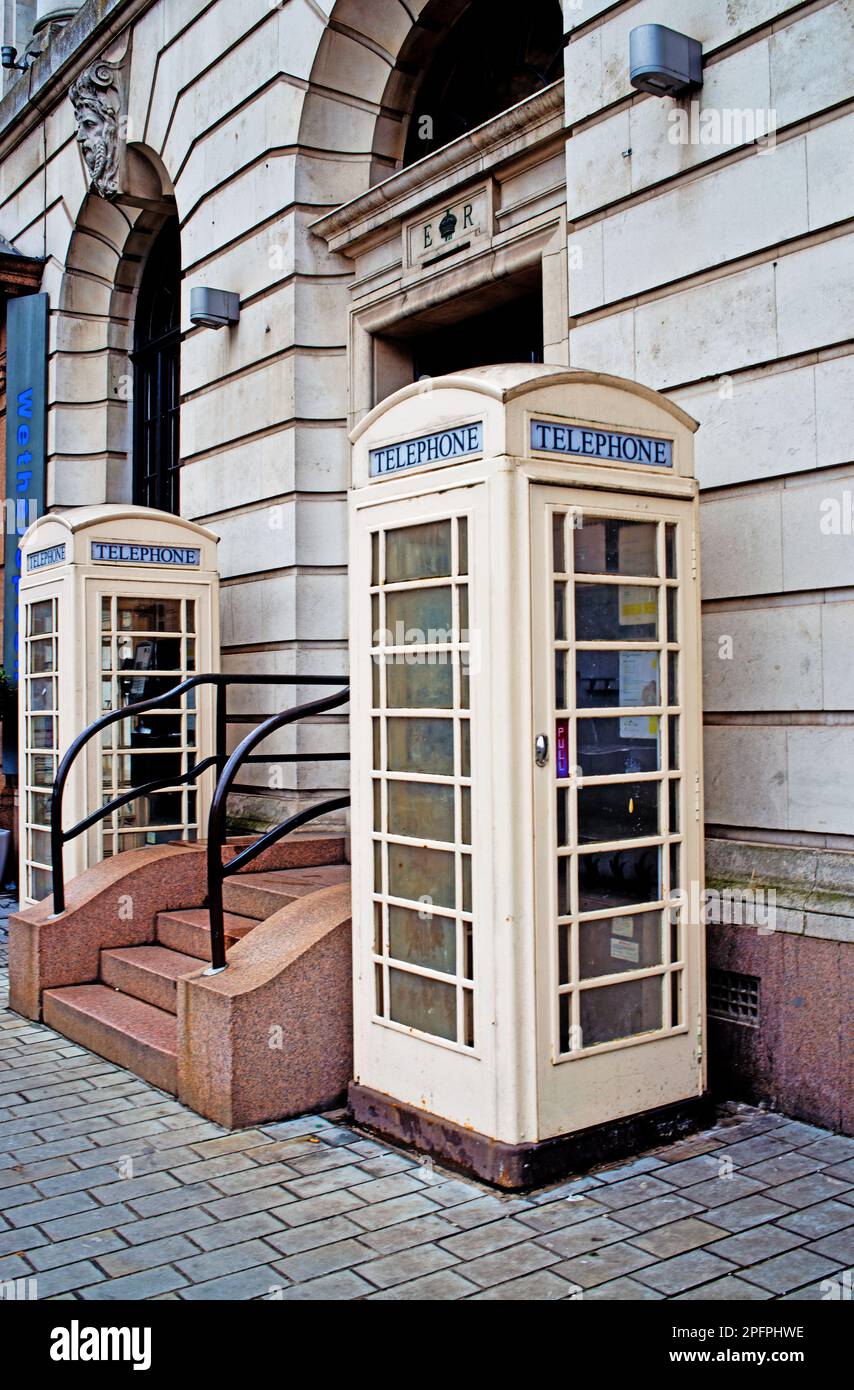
[{"left": 531, "top": 485, "right": 705, "bottom": 1136}]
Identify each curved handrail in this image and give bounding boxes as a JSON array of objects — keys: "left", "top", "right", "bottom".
[
  {"left": 50, "top": 675, "right": 211, "bottom": 915},
  {"left": 49, "top": 673, "right": 348, "bottom": 915},
  {"left": 205, "top": 684, "right": 351, "bottom": 971}
]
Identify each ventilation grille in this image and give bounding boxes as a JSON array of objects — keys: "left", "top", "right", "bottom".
[{"left": 708, "top": 970, "right": 760, "bottom": 1026}]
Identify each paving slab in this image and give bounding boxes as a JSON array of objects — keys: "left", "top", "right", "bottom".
[{"left": 1, "top": 943, "right": 852, "bottom": 1303}]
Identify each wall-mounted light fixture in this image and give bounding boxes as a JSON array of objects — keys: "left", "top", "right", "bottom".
[
  {"left": 1, "top": 46, "right": 32, "bottom": 72},
  {"left": 189, "top": 287, "right": 240, "bottom": 330},
  {"left": 629, "top": 24, "right": 703, "bottom": 97}
]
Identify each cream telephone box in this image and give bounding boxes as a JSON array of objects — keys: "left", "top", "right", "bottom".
[
  {"left": 18, "top": 506, "right": 219, "bottom": 906},
  {"left": 348, "top": 365, "right": 707, "bottom": 1188}
]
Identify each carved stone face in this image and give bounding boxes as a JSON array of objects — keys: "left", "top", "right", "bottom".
[
  {"left": 69, "top": 63, "right": 121, "bottom": 199},
  {"left": 75, "top": 107, "right": 109, "bottom": 184}
]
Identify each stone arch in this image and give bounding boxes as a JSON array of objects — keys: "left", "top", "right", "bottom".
[
  {"left": 297, "top": 0, "right": 564, "bottom": 201},
  {"left": 53, "top": 146, "right": 178, "bottom": 508}
]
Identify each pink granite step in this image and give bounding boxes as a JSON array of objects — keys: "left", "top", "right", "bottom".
[
  {"left": 154, "top": 908, "right": 256, "bottom": 959},
  {"left": 43, "top": 984, "right": 177, "bottom": 1094},
  {"left": 100, "top": 944, "right": 205, "bottom": 1015},
  {"left": 225, "top": 834, "right": 347, "bottom": 872},
  {"left": 221, "top": 864, "right": 351, "bottom": 921}
]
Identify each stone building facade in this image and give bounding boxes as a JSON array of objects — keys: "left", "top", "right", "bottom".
[{"left": 0, "top": 0, "right": 851, "bottom": 1130}]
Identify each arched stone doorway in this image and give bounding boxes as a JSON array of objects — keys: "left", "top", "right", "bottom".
[{"left": 53, "top": 146, "right": 178, "bottom": 511}]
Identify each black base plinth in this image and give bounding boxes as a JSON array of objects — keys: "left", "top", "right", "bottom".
[{"left": 348, "top": 1082, "right": 716, "bottom": 1191}]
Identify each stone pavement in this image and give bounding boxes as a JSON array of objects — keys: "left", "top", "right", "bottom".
[{"left": 1, "top": 903, "right": 852, "bottom": 1300}]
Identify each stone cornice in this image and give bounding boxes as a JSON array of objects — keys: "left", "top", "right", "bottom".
[
  {"left": 0, "top": 0, "right": 152, "bottom": 153},
  {"left": 312, "top": 80, "right": 565, "bottom": 253}
]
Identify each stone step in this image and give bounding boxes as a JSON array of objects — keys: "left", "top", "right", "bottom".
[
  {"left": 100, "top": 944, "right": 206, "bottom": 1015},
  {"left": 225, "top": 834, "right": 348, "bottom": 872},
  {"left": 43, "top": 984, "right": 177, "bottom": 1095},
  {"left": 221, "top": 864, "right": 351, "bottom": 920},
  {"left": 154, "top": 908, "right": 256, "bottom": 960}
]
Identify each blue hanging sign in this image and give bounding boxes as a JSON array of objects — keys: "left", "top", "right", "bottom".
[{"left": 4, "top": 293, "right": 48, "bottom": 685}]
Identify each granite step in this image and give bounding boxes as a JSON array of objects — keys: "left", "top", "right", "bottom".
[
  {"left": 100, "top": 943, "right": 206, "bottom": 1015},
  {"left": 154, "top": 908, "right": 256, "bottom": 960},
  {"left": 43, "top": 984, "right": 178, "bottom": 1095},
  {"left": 221, "top": 864, "right": 351, "bottom": 921}
]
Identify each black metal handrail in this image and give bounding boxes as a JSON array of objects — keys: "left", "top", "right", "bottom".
[
  {"left": 49, "top": 674, "right": 348, "bottom": 917},
  {"left": 205, "top": 683, "right": 350, "bottom": 971}
]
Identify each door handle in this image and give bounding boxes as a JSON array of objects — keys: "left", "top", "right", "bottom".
[{"left": 535, "top": 733, "right": 549, "bottom": 766}]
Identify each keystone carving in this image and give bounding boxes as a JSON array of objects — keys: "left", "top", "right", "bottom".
[{"left": 69, "top": 60, "right": 125, "bottom": 198}]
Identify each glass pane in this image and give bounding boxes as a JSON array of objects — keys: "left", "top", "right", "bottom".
[
  {"left": 578, "top": 780, "right": 659, "bottom": 844},
  {"left": 29, "top": 754, "right": 55, "bottom": 787},
  {"left": 671, "top": 970, "right": 683, "bottom": 1026},
  {"left": 552, "top": 513, "right": 565, "bottom": 573},
  {"left": 387, "top": 780, "right": 455, "bottom": 843},
  {"left": 463, "top": 923, "right": 473, "bottom": 979},
  {"left": 29, "top": 791, "right": 51, "bottom": 825},
  {"left": 668, "top": 652, "right": 678, "bottom": 706},
  {"left": 668, "top": 715, "right": 680, "bottom": 770},
  {"left": 388, "top": 842, "right": 455, "bottom": 910},
  {"left": 556, "top": 787, "right": 569, "bottom": 846},
  {"left": 27, "top": 677, "right": 54, "bottom": 712},
  {"left": 559, "top": 923, "right": 570, "bottom": 984},
  {"left": 665, "top": 524, "right": 677, "bottom": 578},
  {"left": 463, "top": 990, "right": 474, "bottom": 1047},
  {"left": 375, "top": 964, "right": 384, "bottom": 1015},
  {"left": 385, "top": 587, "right": 453, "bottom": 645},
  {"left": 388, "top": 905, "right": 456, "bottom": 974},
  {"left": 579, "top": 845, "right": 661, "bottom": 912},
  {"left": 389, "top": 968, "right": 456, "bottom": 1041},
  {"left": 580, "top": 910, "right": 663, "bottom": 979},
  {"left": 28, "top": 601, "right": 55, "bottom": 636},
  {"left": 28, "top": 639, "right": 55, "bottom": 674},
  {"left": 117, "top": 598, "right": 182, "bottom": 632},
  {"left": 559, "top": 993, "right": 572, "bottom": 1052},
  {"left": 577, "top": 715, "right": 660, "bottom": 775},
  {"left": 459, "top": 586, "right": 469, "bottom": 635},
  {"left": 575, "top": 583, "right": 658, "bottom": 641},
  {"left": 373, "top": 780, "right": 382, "bottom": 832},
  {"left": 461, "top": 786, "right": 471, "bottom": 845},
  {"left": 580, "top": 975, "right": 663, "bottom": 1046},
  {"left": 554, "top": 583, "right": 567, "bottom": 641},
  {"left": 374, "top": 839, "right": 383, "bottom": 892},
  {"left": 577, "top": 650, "right": 660, "bottom": 708},
  {"left": 666, "top": 587, "right": 678, "bottom": 643},
  {"left": 30, "top": 866, "right": 53, "bottom": 900},
  {"left": 461, "top": 720, "right": 471, "bottom": 777},
  {"left": 558, "top": 856, "right": 571, "bottom": 916},
  {"left": 575, "top": 519, "right": 658, "bottom": 577},
  {"left": 669, "top": 779, "right": 681, "bottom": 834},
  {"left": 387, "top": 717, "right": 453, "bottom": 775},
  {"left": 371, "top": 531, "right": 380, "bottom": 585},
  {"left": 385, "top": 521, "right": 452, "bottom": 583},
  {"left": 386, "top": 660, "right": 453, "bottom": 709},
  {"left": 670, "top": 842, "right": 681, "bottom": 892},
  {"left": 555, "top": 651, "right": 567, "bottom": 709},
  {"left": 28, "top": 716, "right": 55, "bottom": 751},
  {"left": 461, "top": 854, "right": 472, "bottom": 913},
  {"left": 457, "top": 517, "right": 468, "bottom": 575},
  {"left": 460, "top": 662, "right": 470, "bottom": 710},
  {"left": 29, "top": 828, "right": 51, "bottom": 864}
]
